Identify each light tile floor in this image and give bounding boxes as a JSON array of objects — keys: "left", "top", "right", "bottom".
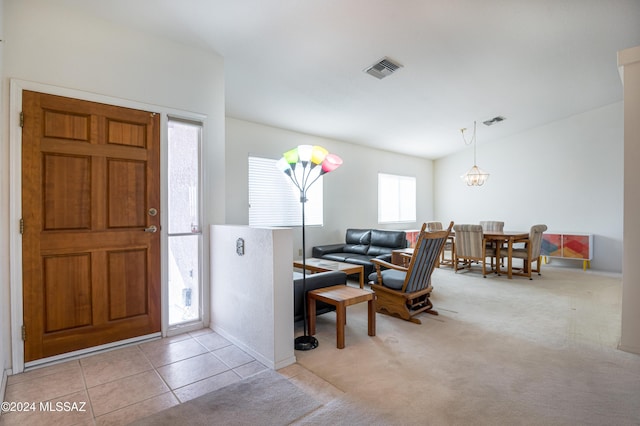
[{"left": 0, "top": 328, "right": 278, "bottom": 425}]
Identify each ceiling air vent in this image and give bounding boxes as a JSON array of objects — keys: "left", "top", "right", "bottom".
[
  {"left": 483, "top": 116, "right": 506, "bottom": 126},
  {"left": 364, "top": 57, "right": 403, "bottom": 79}
]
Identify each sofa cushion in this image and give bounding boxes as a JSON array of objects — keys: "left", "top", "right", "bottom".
[
  {"left": 367, "top": 245, "right": 393, "bottom": 256},
  {"left": 373, "top": 253, "right": 393, "bottom": 262},
  {"left": 369, "top": 229, "right": 406, "bottom": 249},
  {"left": 343, "top": 243, "right": 369, "bottom": 254},
  {"left": 343, "top": 229, "right": 371, "bottom": 254},
  {"left": 321, "top": 253, "right": 350, "bottom": 262},
  {"left": 341, "top": 254, "right": 375, "bottom": 266},
  {"left": 346, "top": 229, "right": 371, "bottom": 245}
]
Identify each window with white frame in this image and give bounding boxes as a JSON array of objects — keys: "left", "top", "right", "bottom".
[
  {"left": 378, "top": 173, "right": 416, "bottom": 223},
  {"left": 167, "top": 118, "right": 203, "bottom": 326},
  {"left": 248, "top": 156, "right": 323, "bottom": 227}
]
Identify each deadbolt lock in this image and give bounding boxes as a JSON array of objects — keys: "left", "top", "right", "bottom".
[{"left": 148, "top": 208, "right": 158, "bottom": 216}]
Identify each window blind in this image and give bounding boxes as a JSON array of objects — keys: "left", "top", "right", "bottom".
[{"left": 248, "top": 156, "right": 323, "bottom": 227}]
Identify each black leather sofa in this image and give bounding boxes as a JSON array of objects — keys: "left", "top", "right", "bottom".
[
  {"left": 312, "top": 229, "right": 407, "bottom": 277},
  {"left": 294, "top": 270, "right": 347, "bottom": 322}
]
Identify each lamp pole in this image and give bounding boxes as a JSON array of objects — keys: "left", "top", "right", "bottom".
[
  {"left": 277, "top": 145, "right": 342, "bottom": 351},
  {"left": 295, "top": 181, "right": 317, "bottom": 350}
]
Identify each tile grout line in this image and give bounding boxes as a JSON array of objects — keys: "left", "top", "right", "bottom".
[
  {"left": 78, "top": 358, "right": 98, "bottom": 422},
  {"left": 6, "top": 332, "right": 268, "bottom": 424},
  {"left": 136, "top": 341, "right": 184, "bottom": 406}
]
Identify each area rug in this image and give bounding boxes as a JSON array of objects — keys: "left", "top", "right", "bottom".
[{"left": 131, "top": 369, "right": 322, "bottom": 426}]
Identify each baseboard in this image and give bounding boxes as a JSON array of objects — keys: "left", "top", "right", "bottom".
[
  {"left": 210, "top": 324, "right": 296, "bottom": 370},
  {"left": 1, "top": 368, "right": 8, "bottom": 405},
  {"left": 618, "top": 342, "right": 640, "bottom": 355}
]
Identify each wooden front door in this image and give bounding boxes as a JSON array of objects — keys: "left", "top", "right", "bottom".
[{"left": 21, "top": 91, "right": 161, "bottom": 362}]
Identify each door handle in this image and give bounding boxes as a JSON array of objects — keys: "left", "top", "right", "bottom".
[{"left": 144, "top": 225, "right": 158, "bottom": 233}]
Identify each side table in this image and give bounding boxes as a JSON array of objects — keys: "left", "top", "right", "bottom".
[{"left": 307, "top": 285, "right": 376, "bottom": 349}]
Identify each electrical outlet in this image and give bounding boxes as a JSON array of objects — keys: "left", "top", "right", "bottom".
[{"left": 298, "top": 249, "right": 303, "bottom": 256}]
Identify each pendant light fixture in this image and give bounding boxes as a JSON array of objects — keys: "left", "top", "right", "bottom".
[{"left": 460, "top": 121, "right": 489, "bottom": 186}]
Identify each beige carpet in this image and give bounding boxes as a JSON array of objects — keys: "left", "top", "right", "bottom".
[
  {"left": 293, "top": 265, "right": 640, "bottom": 426},
  {"left": 135, "top": 266, "right": 639, "bottom": 425}
]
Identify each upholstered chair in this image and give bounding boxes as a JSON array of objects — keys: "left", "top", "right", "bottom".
[
  {"left": 426, "top": 221, "right": 454, "bottom": 267},
  {"left": 480, "top": 221, "right": 505, "bottom": 267},
  {"left": 453, "top": 224, "right": 496, "bottom": 277},
  {"left": 499, "top": 224, "right": 548, "bottom": 279},
  {"left": 480, "top": 221, "right": 504, "bottom": 232},
  {"left": 426, "top": 221, "right": 443, "bottom": 232}
]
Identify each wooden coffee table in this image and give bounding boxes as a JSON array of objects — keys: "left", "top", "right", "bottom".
[
  {"left": 293, "top": 258, "right": 365, "bottom": 288},
  {"left": 307, "top": 285, "right": 376, "bottom": 349}
]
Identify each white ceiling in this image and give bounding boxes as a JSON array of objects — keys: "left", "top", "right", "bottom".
[{"left": 58, "top": 0, "right": 640, "bottom": 159}]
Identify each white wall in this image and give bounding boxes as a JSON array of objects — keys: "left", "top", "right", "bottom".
[
  {"left": 1, "top": 0, "right": 225, "bottom": 372},
  {"left": 3, "top": 0, "right": 225, "bottom": 223},
  {"left": 619, "top": 45, "right": 640, "bottom": 354},
  {"left": 225, "top": 117, "right": 434, "bottom": 257},
  {"left": 210, "top": 225, "right": 295, "bottom": 369},
  {"left": 434, "top": 102, "right": 623, "bottom": 273}
]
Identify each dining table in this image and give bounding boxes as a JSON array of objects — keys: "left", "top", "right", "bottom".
[
  {"left": 482, "top": 231, "right": 530, "bottom": 278},
  {"left": 392, "top": 229, "right": 529, "bottom": 279}
]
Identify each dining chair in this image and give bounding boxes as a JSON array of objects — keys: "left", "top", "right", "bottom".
[
  {"left": 453, "top": 224, "right": 496, "bottom": 277},
  {"left": 499, "top": 224, "right": 548, "bottom": 279},
  {"left": 480, "top": 221, "right": 505, "bottom": 268},
  {"left": 426, "top": 221, "right": 454, "bottom": 267},
  {"left": 480, "top": 221, "right": 504, "bottom": 232}
]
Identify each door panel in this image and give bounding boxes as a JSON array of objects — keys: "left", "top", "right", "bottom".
[
  {"left": 107, "top": 249, "right": 148, "bottom": 320},
  {"left": 43, "top": 153, "right": 92, "bottom": 230},
  {"left": 43, "top": 253, "right": 92, "bottom": 332},
  {"left": 107, "top": 159, "right": 147, "bottom": 228},
  {"left": 22, "top": 91, "right": 160, "bottom": 362}
]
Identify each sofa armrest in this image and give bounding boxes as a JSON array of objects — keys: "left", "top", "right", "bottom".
[
  {"left": 374, "top": 253, "right": 392, "bottom": 263},
  {"left": 312, "top": 243, "right": 347, "bottom": 258}
]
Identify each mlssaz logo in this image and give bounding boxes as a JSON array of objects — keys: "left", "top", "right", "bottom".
[{"left": 39, "top": 401, "right": 87, "bottom": 412}]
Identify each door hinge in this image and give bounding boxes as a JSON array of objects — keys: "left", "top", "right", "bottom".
[
  {"left": 20, "top": 112, "right": 24, "bottom": 127},
  {"left": 20, "top": 218, "right": 24, "bottom": 234},
  {"left": 22, "top": 325, "right": 26, "bottom": 341}
]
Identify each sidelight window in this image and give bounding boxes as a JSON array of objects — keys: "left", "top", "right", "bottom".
[{"left": 167, "top": 118, "right": 202, "bottom": 326}]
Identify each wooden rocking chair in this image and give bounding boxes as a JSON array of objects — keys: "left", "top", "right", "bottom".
[{"left": 369, "top": 221, "right": 453, "bottom": 324}]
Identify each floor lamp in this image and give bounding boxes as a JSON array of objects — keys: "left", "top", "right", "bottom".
[{"left": 277, "top": 145, "right": 343, "bottom": 351}]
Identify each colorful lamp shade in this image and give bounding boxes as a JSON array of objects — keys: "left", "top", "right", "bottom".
[
  {"left": 297, "top": 145, "right": 313, "bottom": 163},
  {"left": 321, "top": 153, "right": 343, "bottom": 174},
  {"left": 276, "top": 157, "right": 292, "bottom": 175},
  {"left": 283, "top": 148, "right": 299, "bottom": 169},
  {"left": 278, "top": 145, "right": 342, "bottom": 182},
  {"left": 310, "top": 146, "right": 328, "bottom": 165}
]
